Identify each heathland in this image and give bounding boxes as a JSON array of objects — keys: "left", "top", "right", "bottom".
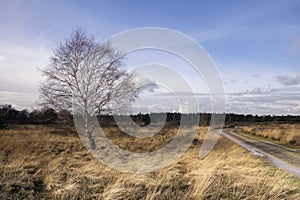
[{"left": 0, "top": 124, "right": 299, "bottom": 199}]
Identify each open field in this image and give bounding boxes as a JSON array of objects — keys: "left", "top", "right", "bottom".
[
  {"left": 0, "top": 125, "right": 299, "bottom": 199},
  {"left": 241, "top": 124, "right": 300, "bottom": 148}
]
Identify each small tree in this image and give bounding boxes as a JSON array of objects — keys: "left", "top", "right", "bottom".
[{"left": 39, "top": 30, "right": 136, "bottom": 149}]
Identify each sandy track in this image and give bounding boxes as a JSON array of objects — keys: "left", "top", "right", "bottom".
[{"left": 222, "top": 129, "right": 300, "bottom": 178}]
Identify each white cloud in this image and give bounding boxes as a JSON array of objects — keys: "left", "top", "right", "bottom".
[
  {"left": 249, "top": 87, "right": 262, "bottom": 94},
  {"left": 0, "top": 90, "right": 38, "bottom": 110},
  {"left": 292, "top": 103, "right": 300, "bottom": 113},
  {"left": 0, "top": 33, "right": 52, "bottom": 94},
  {"left": 0, "top": 54, "right": 6, "bottom": 62},
  {"left": 128, "top": 85, "right": 300, "bottom": 115},
  {"left": 277, "top": 74, "right": 300, "bottom": 86}
]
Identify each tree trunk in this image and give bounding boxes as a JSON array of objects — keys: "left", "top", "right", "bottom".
[
  {"left": 85, "top": 116, "right": 96, "bottom": 150},
  {"left": 87, "top": 131, "right": 96, "bottom": 150}
]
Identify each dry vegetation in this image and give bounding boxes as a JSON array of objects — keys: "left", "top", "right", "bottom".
[
  {"left": 241, "top": 124, "right": 300, "bottom": 147},
  {"left": 0, "top": 125, "right": 299, "bottom": 199}
]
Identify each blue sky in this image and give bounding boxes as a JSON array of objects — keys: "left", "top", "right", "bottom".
[{"left": 0, "top": 0, "right": 300, "bottom": 114}]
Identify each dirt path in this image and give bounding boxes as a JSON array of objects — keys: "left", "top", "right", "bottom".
[{"left": 222, "top": 129, "right": 300, "bottom": 178}]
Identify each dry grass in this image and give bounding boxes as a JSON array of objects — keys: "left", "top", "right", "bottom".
[
  {"left": 0, "top": 125, "right": 299, "bottom": 199},
  {"left": 241, "top": 124, "right": 300, "bottom": 147}
]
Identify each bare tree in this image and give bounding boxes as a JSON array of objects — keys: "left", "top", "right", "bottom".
[{"left": 39, "top": 29, "right": 136, "bottom": 149}]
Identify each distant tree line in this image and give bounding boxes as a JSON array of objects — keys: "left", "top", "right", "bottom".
[
  {"left": 224, "top": 113, "right": 300, "bottom": 123},
  {"left": 0, "top": 104, "right": 60, "bottom": 128},
  {"left": 1, "top": 104, "right": 300, "bottom": 129}
]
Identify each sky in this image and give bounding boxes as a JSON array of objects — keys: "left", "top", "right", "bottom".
[{"left": 0, "top": 0, "right": 300, "bottom": 115}]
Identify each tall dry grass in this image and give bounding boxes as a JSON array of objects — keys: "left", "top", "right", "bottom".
[
  {"left": 241, "top": 124, "right": 300, "bottom": 147},
  {"left": 0, "top": 125, "right": 299, "bottom": 199}
]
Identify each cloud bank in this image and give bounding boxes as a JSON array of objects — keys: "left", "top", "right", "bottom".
[{"left": 277, "top": 74, "right": 300, "bottom": 86}]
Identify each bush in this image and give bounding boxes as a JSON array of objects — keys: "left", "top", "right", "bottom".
[{"left": 0, "top": 113, "right": 7, "bottom": 129}]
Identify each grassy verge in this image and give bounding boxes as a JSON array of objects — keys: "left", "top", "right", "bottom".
[
  {"left": 232, "top": 128, "right": 300, "bottom": 151},
  {"left": 238, "top": 124, "right": 300, "bottom": 149}
]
